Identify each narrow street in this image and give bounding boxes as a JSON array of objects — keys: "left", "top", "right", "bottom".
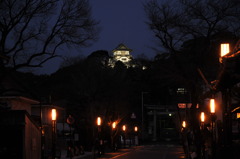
[{"left": 100, "top": 143, "right": 186, "bottom": 159}]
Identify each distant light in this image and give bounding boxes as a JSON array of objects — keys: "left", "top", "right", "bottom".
[
  {"left": 178, "top": 103, "right": 186, "bottom": 109},
  {"left": 122, "top": 125, "right": 126, "bottom": 131},
  {"left": 112, "top": 122, "right": 116, "bottom": 129},
  {"left": 134, "top": 126, "right": 138, "bottom": 132},
  {"left": 52, "top": 109, "right": 57, "bottom": 121},
  {"left": 169, "top": 113, "right": 172, "bottom": 116},
  {"left": 182, "top": 121, "right": 186, "bottom": 128},
  {"left": 42, "top": 129, "right": 45, "bottom": 135},
  {"left": 196, "top": 104, "right": 199, "bottom": 109}
]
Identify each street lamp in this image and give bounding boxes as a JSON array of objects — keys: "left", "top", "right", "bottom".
[
  {"left": 52, "top": 109, "right": 57, "bottom": 120},
  {"left": 209, "top": 98, "right": 216, "bottom": 135},
  {"left": 209, "top": 98, "right": 216, "bottom": 159},
  {"left": 51, "top": 109, "right": 57, "bottom": 159},
  {"left": 111, "top": 121, "right": 117, "bottom": 151},
  {"left": 122, "top": 125, "right": 126, "bottom": 148},
  {"left": 209, "top": 98, "right": 216, "bottom": 130},
  {"left": 237, "top": 113, "right": 240, "bottom": 135},
  {"left": 134, "top": 126, "right": 139, "bottom": 146},
  {"left": 96, "top": 117, "right": 103, "bottom": 156},
  {"left": 200, "top": 112, "right": 206, "bottom": 159}
]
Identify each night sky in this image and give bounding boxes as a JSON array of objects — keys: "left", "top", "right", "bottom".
[
  {"left": 37, "top": 0, "right": 159, "bottom": 75},
  {"left": 85, "top": 0, "right": 156, "bottom": 57}
]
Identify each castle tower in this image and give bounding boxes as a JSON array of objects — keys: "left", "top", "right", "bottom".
[{"left": 112, "top": 43, "right": 133, "bottom": 66}]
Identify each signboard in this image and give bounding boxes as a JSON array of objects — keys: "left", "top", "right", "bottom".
[{"left": 178, "top": 103, "right": 192, "bottom": 109}]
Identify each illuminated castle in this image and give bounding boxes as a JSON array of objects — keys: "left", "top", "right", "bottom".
[{"left": 111, "top": 43, "right": 133, "bottom": 67}]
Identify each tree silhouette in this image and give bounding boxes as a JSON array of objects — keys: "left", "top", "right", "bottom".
[
  {"left": 0, "top": 0, "right": 99, "bottom": 71},
  {"left": 144, "top": 0, "right": 240, "bottom": 53}
]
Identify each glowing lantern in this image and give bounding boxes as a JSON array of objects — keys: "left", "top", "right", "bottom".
[
  {"left": 221, "top": 43, "right": 230, "bottom": 57},
  {"left": 134, "top": 126, "right": 138, "bottom": 132},
  {"left": 51, "top": 109, "right": 57, "bottom": 121},
  {"left": 112, "top": 122, "right": 116, "bottom": 129},
  {"left": 97, "top": 117, "right": 101, "bottom": 126},
  {"left": 210, "top": 99, "right": 215, "bottom": 113},
  {"left": 220, "top": 43, "right": 230, "bottom": 63},
  {"left": 200, "top": 112, "right": 205, "bottom": 122}
]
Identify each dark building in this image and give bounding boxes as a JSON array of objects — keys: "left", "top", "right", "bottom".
[{"left": 0, "top": 96, "right": 41, "bottom": 159}]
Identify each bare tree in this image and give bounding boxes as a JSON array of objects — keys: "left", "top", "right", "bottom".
[
  {"left": 144, "top": 0, "right": 240, "bottom": 53},
  {"left": 0, "top": 0, "right": 99, "bottom": 70}
]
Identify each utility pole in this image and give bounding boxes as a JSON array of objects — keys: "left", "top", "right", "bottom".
[{"left": 141, "top": 92, "right": 148, "bottom": 143}]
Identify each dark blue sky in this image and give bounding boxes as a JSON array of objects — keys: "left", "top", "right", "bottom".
[
  {"left": 37, "top": 0, "right": 159, "bottom": 74},
  {"left": 85, "top": 0, "right": 156, "bottom": 57}
]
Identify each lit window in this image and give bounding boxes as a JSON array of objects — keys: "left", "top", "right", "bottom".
[{"left": 121, "top": 57, "right": 127, "bottom": 61}]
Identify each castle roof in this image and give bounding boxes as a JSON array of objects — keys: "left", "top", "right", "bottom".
[{"left": 112, "top": 43, "right": 132, "bottom": 52}]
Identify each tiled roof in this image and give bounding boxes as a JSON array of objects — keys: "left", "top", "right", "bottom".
[{"left": 112, "top": 43, "right": 132, "bottom": 52}]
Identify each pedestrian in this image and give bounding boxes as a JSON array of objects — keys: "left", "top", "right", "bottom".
[
  {"left": 203, "top": 124, "right": 212, "bottom": 159},
  {"left": 79, "top": 145, "right": 85, "bottom": 155},
  {"left": 67, "top": 146, "right": 74, "bottom": 159},
  {"left": 74, "top": 145, "right": 79, "bottom": 156}
]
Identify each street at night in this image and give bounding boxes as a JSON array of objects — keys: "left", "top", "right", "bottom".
[
  {"left": 95, "top": 143, "right": 186, "bottom": 159},
  {"left": 1, "top": 1, "right": 240, "bottom": 159}
]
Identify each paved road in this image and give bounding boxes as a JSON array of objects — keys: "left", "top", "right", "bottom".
[{"left": 100, "top": 143, "right": 186, "bottom": 159}]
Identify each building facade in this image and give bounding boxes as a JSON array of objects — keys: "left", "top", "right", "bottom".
[{"left": 144, "top": 104, "right": 179, "bottom": 142}]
